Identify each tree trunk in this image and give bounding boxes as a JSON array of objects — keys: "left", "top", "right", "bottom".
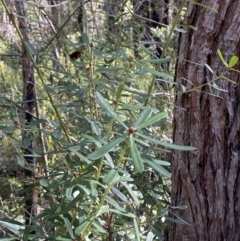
[
  {"left": 167, "top": 1, "right": 240, "bottom": 241},
  {"left": 15, "top": 0, "right": 37, "bottom": 234}
]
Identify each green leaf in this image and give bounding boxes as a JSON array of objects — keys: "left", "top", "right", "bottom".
[
  {"left": 136, "top": 112, "right": 167, "bottom": 130},
  {"left": 91, "top": 121, "right": 101, "bottom": 135},
  {"left": 63, "top": 217, "right": 73, "bottom": 238},
  {"left": 76, "top": 184, "right": 90, "bottom": 196},
  {"left": 133, "top": 107, "right": 152, "bottom": 128},
  {"left": 92, "top": 221, "right": 107, "bottom": 234},
  {"left": 103, "top": 169, "right": 119, "bottom": 184},
  {"left": 96, "top": 92, "right": 127, "bottom": 128},
  {"left": 121, "top": 182, "right": 140, "bottom": 205},
  {"left": 75, "top": 216, "right": 93, "bottom": 235},
  {"left": 39, "top": 179, "right": 48, "bottom": 187},
  {"left": 111, "top": 186, "right": 128, "bottom": 202},
  {"left": 108, "top": 208, "right": 136, "bottom": 218},
  {"left": 96, "top": 205, "right": 109, "bottom": 217},
  {"left": 81, "top": 32, "right": 89, "bottom": 44},
  {"left": 134, "top": 218, "right": 140, "bottom": 241},
  {"left": 16, "top": 154, "right": 25, "bottom": 167},
  {"left": 142, "top": 66, "right": 173, "bottom": 79},
  {"left": 87, "top": 135, "right": 126, "bottom": 160},
  {"left": 66, "top": 187, "right": 73, "bottom": 199},
  {"left": 106, "top": 196, "right": 126, "bottom": 212},
  {"left": 52, "top": 126, "right": 62, "bottom": 139},
  {"left": 137, "top": 133, "right": 196, "bottom": 151},
  {"left": 129, "top": 135, "right": 144, "bottom": 173},
  {"left": 228, "top": 55, "right": 239, "bottom": 68},
  {"left": 217, "top": 49, "right": 228, "bottom": 67},
  {"left": 145, "top": 159, "right": 171, "bottom": 178},
  {"left": 69, "top": 147, "right": 91, "bottom": 164},
  {"left": 23, "top": 40, "right": 37, "bottom": 55},
  {"left": 140, "top": 57, "right": 171, "bottom": 64}
]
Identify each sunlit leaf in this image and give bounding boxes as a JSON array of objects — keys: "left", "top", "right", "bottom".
[
  {"left": 228, "top": 55, "right": 239, "bottom": 68},
  {"left": 217, "top": 49, "right": 228, "bottom": 67}
]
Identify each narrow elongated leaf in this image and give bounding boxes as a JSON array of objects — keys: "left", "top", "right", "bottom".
[
  {"left": 69, "top": 147, "right": 90, "bottom": 164},
  {"left": 104, "top": 152, "right": 115, "bottom": 168},
  {"left": 23, "top": 40, "right": 37, "bottom": 55},
  {"left": 140, "top": 57, "right": 171, "bottom": 64},
  {"left": 52, "top": 126, "right": 62, "bottom": 139},
  {"left": 106, "top": 196, "right": 126, "bottom": 213},
  {"left": 91, "top": 121, "right": 101, "bottom": 135},
  {"left": 111, "top": 186, "right": 128, "bottom": 202},
  {"left": 87, "top": 135, "right": 126, "bottom": 160},
  {"left": 103, "top": 169, "right": 119, "bottom": 184},
  {"left": 108, "top": 208, "right": 135, "bottom": 218},
  {"left": 129, "top": 135, "right": 144, "bottom": 173},
  {"left": 228, "top": 55, "right": 239, "bottom": 68},
  {"left": 143, "top": 66, "right": 173, "bottom": 79},
  {"left": 96, "top": 205, "right": 109, "bottom": 217},
  {"left": 136, "top": 112, "right": 167, "bottom": 130},
  {"left": 65, "top": 187, "right": 73, "bottom": 199},
  {"left": 96, "top": 92, "right": 127, "bottom": 128},
  {"left": 133, "top": 107, "right": 152, "bottom": 128},
  {"left": 81, "top": 32, "right": 89, "bottom": 44},
  {"left": 134, "top": 218, "right": 140, "bottom": 241},
  {"left": 76, "top": 184, "right": 90, "bottom": 196},
  {"left": 217, "top": 49, "right": 228, "bottom": 67},
  {"left": 137, "top": 133, "right": 196, "bottom": 151},
  {"left": 16, "top": 154, "right": 25, "bottom": 167},
  {"left": 75, "top": 216, "right": 93, "bottom": 235},
  {"left": 145, "top": 159, "right": 171, "bottom": 178},
  {"left": 92, "top": 222, "right": 107, "bottom": 234},
  {"left": 121, "top": 182, "right": 140, "bottom": 205},
  {"left": 63, "top": 218, "right": 73, "bottom": 238}
]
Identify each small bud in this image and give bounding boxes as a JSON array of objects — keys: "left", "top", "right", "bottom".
[{"left": 128, "top": 126, "right": 135, "bottom": 135}]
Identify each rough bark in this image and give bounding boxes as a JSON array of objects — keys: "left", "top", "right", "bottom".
[{"left": 167, "top": 1, "right": 240, "bottom": 241}]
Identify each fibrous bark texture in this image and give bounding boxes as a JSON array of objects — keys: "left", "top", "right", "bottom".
[{"left": 167, "top": 1, "right": 240, "bottom": 241}]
